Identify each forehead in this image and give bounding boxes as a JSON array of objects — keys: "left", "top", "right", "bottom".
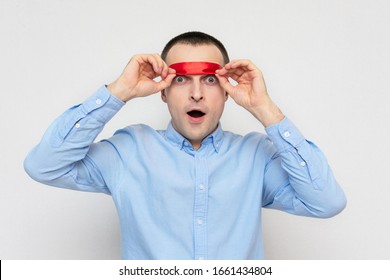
[{"left": 165, "top": 43, "right": 225, "bottom": 66}]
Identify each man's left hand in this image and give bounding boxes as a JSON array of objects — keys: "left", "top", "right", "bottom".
[{"left": 216, "top": 59, "right": 284, "bottom": 127}]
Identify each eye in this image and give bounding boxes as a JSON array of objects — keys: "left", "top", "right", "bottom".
[
  {"left": 204, "top": 75, "right": 218, "bottom": 85},
  {"left": 174, "top": 76, "right": 186, "bottom": 83}
]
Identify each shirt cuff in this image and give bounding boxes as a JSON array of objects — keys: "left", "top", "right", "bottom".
[
  {"left": 265, "top": 117, "right": 306, "bottom": 152},
  {"left": 81, "top": 85, "right": 125, "bottom": 123}
]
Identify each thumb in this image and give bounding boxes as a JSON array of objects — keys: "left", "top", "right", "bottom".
[
  {"left": 154, "top": 73, "right": 176, "bottom": 92},
  {"left": 216, "top": 74, "right": 235, "bottom": 94}
]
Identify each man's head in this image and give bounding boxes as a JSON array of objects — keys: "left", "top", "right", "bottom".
[
  {"left": 161, "top": 31, "right": 230, "bottom": 65},
  {"left": 161, "top": 31, "right": 230, "bottom": 150}
]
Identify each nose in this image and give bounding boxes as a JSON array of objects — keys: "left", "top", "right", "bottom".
[{"left": 190, "top": 79, "right": 203, "bottom": 102}]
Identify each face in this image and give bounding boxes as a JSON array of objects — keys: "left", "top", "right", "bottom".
[{"left": 162, "top": 44, "right": 228, "bottom": 150}]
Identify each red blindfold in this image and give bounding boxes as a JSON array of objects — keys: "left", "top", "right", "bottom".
[{"left": 169, "top": 62, "right": 222, "bottom": 75}]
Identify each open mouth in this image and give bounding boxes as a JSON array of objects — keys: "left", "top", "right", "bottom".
[{"left": 187, "top": 110, "right": 206, "bottom": 118}]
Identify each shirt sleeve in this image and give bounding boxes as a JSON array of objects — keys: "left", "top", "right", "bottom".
[
  {"left": 24, "top": 85, "right": 125, "bottom": 194},
  {"left": 262, "top": 117, "right": 347, "bottom": 218}
]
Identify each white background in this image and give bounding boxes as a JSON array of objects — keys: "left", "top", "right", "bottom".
[{"left": 1, "top": 0, "right": 389, "bottom": 259}]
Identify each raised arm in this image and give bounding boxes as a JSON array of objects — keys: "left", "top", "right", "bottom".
[
  {"left": 24, "top": 54, "right": 176, "bottom": 193},
  {"left": 216, "top": 60, "right": 346, "bottom": 217}
]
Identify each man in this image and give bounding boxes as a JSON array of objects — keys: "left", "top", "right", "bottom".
[{"left": 24, "top": 31, "right": 346, "bottom": 259}]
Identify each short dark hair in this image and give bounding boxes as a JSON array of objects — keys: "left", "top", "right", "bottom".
[{"left": 161, "top": 31, "right": 230, "bottom": 65}]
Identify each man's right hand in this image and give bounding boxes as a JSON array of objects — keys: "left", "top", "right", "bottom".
[{"left": 107, "top": 54, "right": 176, "bottom": 102}]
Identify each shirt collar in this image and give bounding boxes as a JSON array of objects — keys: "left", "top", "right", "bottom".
[{"left": 164, "top": 121, "right": 223, "bottom": 153}]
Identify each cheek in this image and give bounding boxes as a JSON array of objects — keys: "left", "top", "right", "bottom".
[
  {"left": 208, "top": 96, "right": 226, "bottom": 120},
  {"left": 210, "top": 91, "right": 227, "bottom": 107},
  {"left": 165, "top": 96, "right": 185, "bottom": 116}
]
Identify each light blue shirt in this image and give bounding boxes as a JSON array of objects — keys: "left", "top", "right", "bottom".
[{"left": 24, "top": 85, "right": 346, "bottom": 259}]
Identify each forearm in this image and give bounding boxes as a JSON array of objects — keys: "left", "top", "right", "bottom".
[
  {"left": 107, "top": 80, "right": 136, "bottom": 102},
  {"left": 24, "top": 86, "right": 124, "bottom": 191},
  {"left": 264, "top": 118, "right": 346, "bottom": 217},
  {"left": 249, "top": 99, "right": 285, "bottom": 127}
]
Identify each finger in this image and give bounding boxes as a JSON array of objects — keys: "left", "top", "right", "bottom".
[
  {"left": 216, "top": 69, "right": 244, "bottom": 84},
  {"left": 165, "top": 67, "right": 176, "bottom": 79},
  {"left": 152, "top": 53, "right": 165, "bottom": 74},
  {"left": 216, "top": 67, "right": 227, "bottom": 75},
  {"left": 132, "top": 54, "right": 154, "bottom": 75},
  {"left": 168, "top": 67, "right": 176, "bottom": 74},
  {"left": 141, "top": 54, "right": 161, "bottom": 75},
  {"left": 227, "top": 61, "right": 263, "bottom": 81},
  {"left": 225, "top": 59, "right": 254, "bottom": 70},
  {"left": 160, "top": 61, "right": 172, "bottom": 79},
  {"left": 155, "top": 73, "right": 176, "bottom": 91},
  {"left": 150, "top": 55, "right": 162, "bottom": 75},
  {"left": 229, "top": 73, "right": 243, "bottom": 82},
  {"left": 216, "top": 66, "right": 242, "bottom": 76},
  {"left": 220, "top": 62, "right": 251, "bottom": 77},
  {"left": 161, "top": 66, "right": 168, "bottom": 79},
  {"left": 216, "top": 73, "right": 235, "bottom": 94},
  {"left": 225, "top": 60, "right": 260, "bottom": 77},
  {"left": 225, "top": 68, "right": 246, "bottom": 78}
]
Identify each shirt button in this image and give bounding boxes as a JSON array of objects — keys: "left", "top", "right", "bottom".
[
  {"left": 300, "top": 161, "right": 306, "bottom": 167},
  {"left": 75, "top": 123, "right": 81, "bottom": 128},
  {"left": 95, "top": 99, "right": 102, "bottom": 105},
  {"left": 199, "top": 184, "right": 205, "bottom": 190},
  {"left": 283, "top": 131, "right": 291, "bottom": 138},
  {"left": 197, "top": 219, "right": 203, "bottom": 225}
]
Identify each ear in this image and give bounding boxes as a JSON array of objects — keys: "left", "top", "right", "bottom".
[{"left": 161, "top": 89, "right": 167, "bottom": 103}]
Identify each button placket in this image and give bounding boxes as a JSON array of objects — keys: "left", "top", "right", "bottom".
[{"left": 193, "top": 153, "right": 208, "bottom": 260}]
